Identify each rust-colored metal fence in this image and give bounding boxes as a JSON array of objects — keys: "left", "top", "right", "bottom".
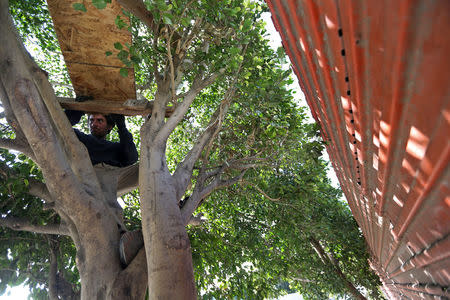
[{"left": 266, "top": 1, "right": 449, "bottom": 298}]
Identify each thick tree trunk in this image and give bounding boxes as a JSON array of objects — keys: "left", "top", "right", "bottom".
[
  {"left": 140, "top": 141, "right": 196, "bottom": 299},
  {"left": 76, "top": 224, "right": 120, "bottom": 299}
]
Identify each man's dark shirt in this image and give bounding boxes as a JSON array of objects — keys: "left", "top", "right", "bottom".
[{"left": 65, "top": 110, "right": 138, "bottom": 167}]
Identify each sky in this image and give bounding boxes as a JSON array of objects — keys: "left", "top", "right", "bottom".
[{"left": 1, "top": 8, "right": 340, "bottom": 300}]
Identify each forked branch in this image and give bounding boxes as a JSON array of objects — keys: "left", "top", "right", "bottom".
[
  {"left": 156, "top": 68, "right": 225, "bottom": 144},
  {"left": 181, "top": 169, "right": 247, "bottom": 225}
]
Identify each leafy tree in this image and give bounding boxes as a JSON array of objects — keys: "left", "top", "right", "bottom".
[{"left": 0, "top": 0, "right": 383, "bottom": 298}]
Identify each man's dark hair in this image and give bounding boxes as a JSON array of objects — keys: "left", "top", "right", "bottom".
[
  {"left": 87, "top": 113, "right": 115, "bottom": 136},
  {"left": 88, "top": 113, "right": 115, "bottom": 127},
  {"left": 104, "top": 114, "right": 115, "bottom": 127}
]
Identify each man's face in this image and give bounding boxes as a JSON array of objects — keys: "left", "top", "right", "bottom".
[{"left": 89, "top": 114, "right": 112, "bottom": 139}]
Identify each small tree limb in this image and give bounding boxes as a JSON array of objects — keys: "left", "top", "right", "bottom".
[
  {"left": 117, "top": 0, "right": 155, "bottom": 32},
  {"left": 181, "top": 170, "right": 246, "bottom": 225},
  {"left": 28, "top": 178, "right": 53, "bottom": 203},
  {"left": 309, "top": 236, "right": 367, "bottom": 300},
  {"left": 0, "top": 216, "right": 70, "bottom": 236},
  {"left": 0, "top": 137, "right": 33, "bottom": 156},
  {"left": 242, "top": 179, "right": 280, "bottom": 202},
  {"left": 0, "top": 161, "right": 54, "bottom": 206},
  {"left": 48, "top": 236, "right": 59, "bottom": 300},
  {"left": 172, "top": 51, "right": 247, "bottom": 199},
  {"left": 200, "top": 170, "right": 247, "bottom": 200},
  {"left": 0, "top": 77, "right": 31, "bottom": 156}
]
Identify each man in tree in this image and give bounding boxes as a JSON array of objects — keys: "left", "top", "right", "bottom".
[
  {"left": 65, "top": 109, "right": 138, "bottom": 168},
  {"left": 65, "top": 109, "right": 143, "bottom": 265}
]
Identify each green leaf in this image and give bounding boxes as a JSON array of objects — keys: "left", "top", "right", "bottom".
[
  {"left": 242, "top": 19, "right": 252, "bottom": 32},
  {"left": 121, "top": 8, "right": 131, "bottom": 17},
  {"left": 72, "top": 3, "right": 87, "bottom": 12},
  {"left": 105, "top": 51, "right": 112, "bottom": 56},
  {"left": 130, "top": 55, "right": 140, "bottom": 64},
  {"left": 114, "top": 42, "right": 123, "bottom": 50},
  {"left": 117, "top": 50, "right": 128, "bottom": 60},
  {"left": 181, "top": 17, "right": 190, "bottom": 27},
  {"left": 92, "top": 0, "right": 107, "bottom": 9},
  {"left": 230, "top": 47, "right": 240, "bottom": 55},
  {"left": 119, "top": 68, "right": 129, "bottom": 77},
  {"left": 162, "top": 14, "right": 173, "bottom": 25},
  {"left": 115, "top": 15, "right": 127, "bottom": 29}
]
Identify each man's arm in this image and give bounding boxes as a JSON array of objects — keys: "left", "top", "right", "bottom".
[
  {"left": 64, "top": 110, "right": 84, "bottom": 126},
  {"left": 111, "top": 114, "right": 138, "bottom": 166}
]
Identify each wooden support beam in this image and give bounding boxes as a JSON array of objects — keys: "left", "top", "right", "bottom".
[{"left": 58, "top": 97, "right": 174, "bottom": 116}]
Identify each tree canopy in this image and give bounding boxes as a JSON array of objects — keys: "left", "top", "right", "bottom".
[{"left": 1, "top": 0, "right": 383, "bottom": 299}]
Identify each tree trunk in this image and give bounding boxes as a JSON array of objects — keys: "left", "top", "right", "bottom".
[
  {"left": 140, "top": 141, "right": 196, "bottom": 299},
  {"left": 309, "top": 237, "right": 367, "bottom": 300}
]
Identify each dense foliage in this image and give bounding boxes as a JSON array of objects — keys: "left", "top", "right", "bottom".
[{"left": 0, "top": 0, "right": 383, "bottom": 298}]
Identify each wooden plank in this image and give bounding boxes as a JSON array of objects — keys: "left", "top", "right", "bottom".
[
  {"left": 47, "top": 0, "right": 136, "bottom": 103},
  {"left": 58, "top": 98, "right": 174, "bottom": 117}
]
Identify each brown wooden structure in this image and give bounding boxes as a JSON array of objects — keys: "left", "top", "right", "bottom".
[{"left": 47, "top": 0, "right": 141, "bottom": 115}]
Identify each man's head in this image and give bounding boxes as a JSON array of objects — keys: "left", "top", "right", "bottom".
[{"left": 88, "top": 113, "right": 114, "bottom": 139}]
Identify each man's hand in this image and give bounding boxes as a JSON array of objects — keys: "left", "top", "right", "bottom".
[
  {"left": 110, "top": 114, "right": 126, "bottom": 128},
  {"left": 75, "top": 95, "right": 94, "bottom": 102}
]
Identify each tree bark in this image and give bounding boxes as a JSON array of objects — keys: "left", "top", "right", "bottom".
[
  {"left": 140, "top": 129, "right": 196, "bottom": 299},
  {"left": 48, "top": 238, "right": 59, "bottom": 300}
]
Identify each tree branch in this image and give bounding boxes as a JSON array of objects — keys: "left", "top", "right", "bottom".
[
  {"left": 0, "top": 157, "right": 53, "bottom": 204},
  {"left": 0, "top": 74, "right": 30, "bottom": 154},
  {"left": 0, "top": 216, "right": 69, "bottom": 236},
  {"left": 156, "top": 68, "right": 225, "bottom": 144},
  {"left": 200, "top": 170, "right": 247, "bottom": 200},
  {"left": 172, "top": 115, "right": 220, "bottom": 199},
  {"left": 0, "top": 137, "right": 34, "bottom": 158},
  {"left": 117, "top": 0, "right": 155, "bottom": 32},
  {"left": 187, "top": 214, "right": 205, "bottom": 226},
  {"left": 55, "top": 272, "right": 80, "bottom": 300},
  {"left": 28, "top": 178, "right": 53, "bottom": 203},
  {"left": 172, "top": 53, "right": 247, "bottom": 199},
  {"left": 309, "top": 236, "right": 367, "bottom": 300},
  {"left": 181, "top": 170, "right": 247, "bottom": 225},
  {"left": 241, "top": 179, "right": 280, "bottom": 202},
  {"left": 48, "top": 237, "right": 59, "bottom": 300}
]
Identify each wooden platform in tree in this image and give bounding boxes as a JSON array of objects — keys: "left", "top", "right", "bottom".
[{"left": 47, "top": 0, "right": 142, "bottom": 115}]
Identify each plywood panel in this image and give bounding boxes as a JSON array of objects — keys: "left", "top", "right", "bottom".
[{"left": 47, "top": 0, "right": 135, "bottom": 103}]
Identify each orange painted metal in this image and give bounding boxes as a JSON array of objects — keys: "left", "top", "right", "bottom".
[{"left": 266, "top": 0, "right": 450, "bottom": 298}]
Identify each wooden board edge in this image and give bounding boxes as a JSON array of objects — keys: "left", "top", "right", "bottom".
[{"left": 58, "top": 97, "right": 174, "bottom": 117}]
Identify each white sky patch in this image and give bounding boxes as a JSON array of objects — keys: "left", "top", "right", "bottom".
[
  {"left": 0, "top": 284, "right": 29, "bottom": 300},
  {"left": 276, "top": 293, "right": 304, "bottom": 300}
]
